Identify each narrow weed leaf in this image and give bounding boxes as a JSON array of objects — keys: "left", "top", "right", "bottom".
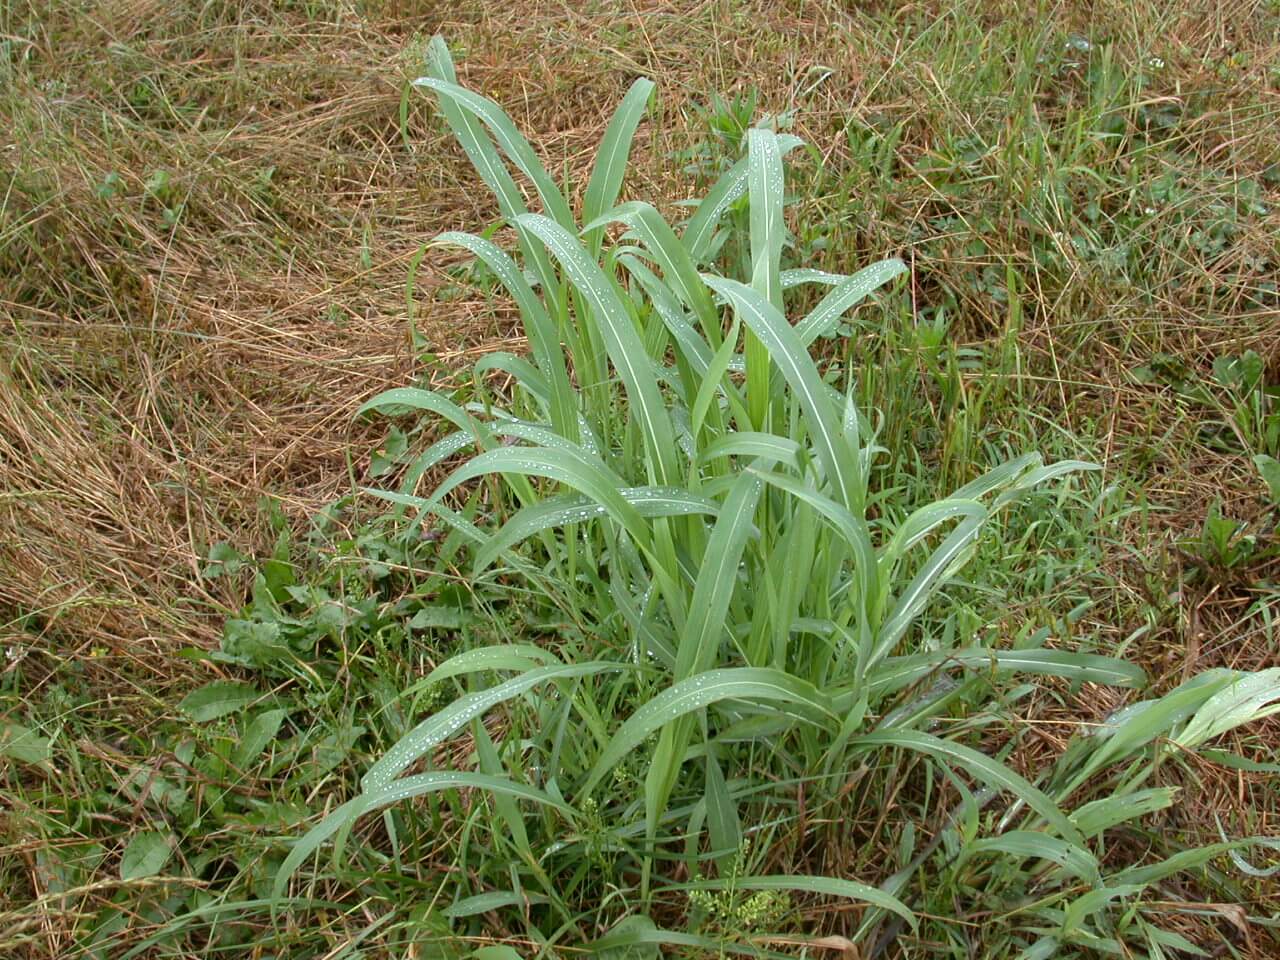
[
  {"left": 704, "top": 277, "right": 863, "bottom": 510},
  {"left": 855, "top": 729, "right": 1084, "bottom": 845},
  {"left": 519, "top": 213, "right": 680, "bottom": 487},
  {"left": 583, "top": 668, "right": 833, "bottom": 795},
  {"left": 412, "top": 78, "right": 573, "bottom": 227},
  {"left": 276, "top": 773, "right": 576, "bottom": 901},
  {"left": 233, "top": 708, "right": 287, "bottom": 769},
  {"left": 363, "top": 662, "right": 621, "bottom": 792},
  {"left": 795, "top": 259, "right": 907, "bottom": 345},
  {"left": 583, "top": 79, "right": 656, "bottom": 253}
]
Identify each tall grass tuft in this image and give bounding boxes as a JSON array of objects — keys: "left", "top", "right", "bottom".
[{"left": 275, "top": 38, "right": 1280, "bottom": 954}]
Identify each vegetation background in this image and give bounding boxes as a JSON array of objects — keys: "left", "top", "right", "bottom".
[{"left": 2, "top": 0, "right": 1278, "bottom": 957}]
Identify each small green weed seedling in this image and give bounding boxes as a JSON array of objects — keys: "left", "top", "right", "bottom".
[{"left": 1212, "top": 350, "right": 1279, "bottom": 459}]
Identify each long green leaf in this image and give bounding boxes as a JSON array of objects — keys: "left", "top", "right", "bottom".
[
  {"left": 1071, "top": 670, "right": 1239, "bottom": 788},
  {"left": 747, "top": 466, "right": 878, "bottom": 630},
  {"left": 431, "top": 445, "right": 653, "bottom": 551},
  {"left": 274, "top": 772, "right": 574, "bottom": 900},
  {"left": 958, "top": 832, "right": 1100, "bottom": 884},
  {"left": 745, "top": 128, "right": 784, "bottom": 428},
  {"left": 704, "top": 277, "right": 862, "bottom": 511},
  {"left": 420, "top": 644, "right": 563, "bottom": 686},
  {"left": 879, "top": 499, "right": 987, "bottom": 571},
  {"left": 682, "top": 135, "right": 804, "bottom": 263},
  {"left": 582, "top": 668, "right": 834, "bottom": 794},
  {"left": 854, "top": 729, "right": 1084, "bottom": 845},
  {"left": 587, "top": 201, "right": 718, "bottom": 338},
  {"left": 474, "top": 487, "right": 718, "bottom": 573},
  {"left": 582, "top": 79, "right": 655, "bottom": 253},
  {"left": 1173, "top": 667, "right": 1280, "bottom": 750},
  {"left": 747, "top": 127, "right": 785, "bottom": 310},
  {"left": 363, "top": 662, "right": 620, "bottom": 792},
  {"left": 421, "top": 38, "right": 562, "bottom": 314},
  {"left": 1069, "top": 788, "right": 1176, "bottom": 837},
  {"left": 795, "top": 259, "right": 906, "bottom": 346},
  {"left": 875, "top": 516, "right": 984, "bottom": 659},
  {"left": 519, "top": 214, "right": 679, "bottom": 487},
  {"left": 413, "top": 78, "right": 573, "bottom": 227},
  {"left": 699, "top": 432, "right": 802, "bottom": 466},
  {"left": 433, "top": 231, "right": 576, "bottom": 440},
  {"left": 356, "top": 387, "right": 486, "bottom": 442},
  {"left": 674, "top": 473, "right": 763, "bottom": 678},
  {"left": 866, "top": 648, "right": 1147, "bottom": 699}
]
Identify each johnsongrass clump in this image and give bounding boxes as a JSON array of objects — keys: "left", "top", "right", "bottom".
[{"left": 275, "top": 37, "right": 1280, "bottom": 956}]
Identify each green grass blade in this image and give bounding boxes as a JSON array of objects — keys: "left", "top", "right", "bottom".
[
  {"left": 620, "top": 252, "right": 717, "bottom": 366},
  {"left": 867, "top": 648, "right": 1147, "bottom": 700},
  {"left": 582, "top": 78, "right": 655, "bottom": 254},
  {"left": 794, "top": 259, "right": 907, "bottom": 346},
  {"left": 703, "top": 748, "right": 741, "bottom": 871},
  {"left": 421, "top": 38, "right": 563, "bottom": 311},
  {"left": 432, "top": 445, "right": 652, "bottom": 550},
  {"left": 674, "top": 473, "right": 763, "bottom": 679},
  {"left": 875, "top": 516, "right": 984, "bottom": 659},
  {"left": 1172, "top": 666, "right": 1280, "bottom": 750},
  {"left": 1071, "top": 670, "right": 1239, "bottom": 787},
  {"left": 1069, "top": 788, "right": 1177, "bottom": 837},
  {"left": 745, "top": 128, "right": 784, "bottom": 429},
  {"left": 854, "top": 729, "right": 1084, "bottom": 845},
  {"left": 356, "top": 386, "right": 487, "bottom": 442},
  {"left": 274, "top": 772, "right": 575, "bottom": 900},
  {"left": 1112, "top": 839, "right": 1280, "bottom": 889},
  {"left": 413, "top": 77, "right": 573, "bottom": 228},
  {"left": 587, "top": 201, "right": 718, "bottom": 340},
  {"left": 444, "top": 892, "right": 548, "bottom": 919},
  {"left": 582, "top": 668, "right": 834, "bottom": 795},
  {"left": 357, "top": 488, "right": 486, "bottom": 544},
  {"left": 683, "top": 155, "right": 749, "bottom": 263},
  {"left": 950, "top": 452, "right": 1041, "bottom": 499},
  {"left": 747, "top": 466, "right": 878, "bottom": 629},
  {"left": 690, "top": 312, "right": 741, "bottom": 438},
  {"left": 421, "top": 645, "right": 564, "bottom": 685},
  {"left": 704, "top": 277, "right": 862, "bottom": 511},
  {"left": 1060, "top": 884, "right": 1146, "bottom": 938},
  {"left": 362, "top": 662, "right": 621, "bottom": 792},
  {"left": 878, "top": 499, "right": 987, "bottom": 572},
  {"left": 519, "top": 213, "right": 679, "bottom": 487},
  {"left": 397, "top": 430, "right": 473, "bottom": 497},
  {"left": 474, "top": 486, "right": 719, "bottom": 573},
  {"left": 747, "top": 128, "right": 784, "bottom": 310},
  {"left": 699, "top": 432, "right": 802, "bottom": 466},
  {"left": 433, "top": 231, "right": 577, "bottom": 440},
  {"left": 682, "top": 134, "right": 804, "bottom": 263},
  {"left": 781, "top": 267, "right": 844, "bottom": 289},
  {"left": 958, "top": 832, "right": 1101, "bottom": 884},
  {"left": 991, "top": 460, "right": 1101, "bottom": 509}
]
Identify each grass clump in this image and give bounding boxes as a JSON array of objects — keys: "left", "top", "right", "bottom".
[{"left": 268, "top": 40, "right": 1279, "bottom": 957}]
